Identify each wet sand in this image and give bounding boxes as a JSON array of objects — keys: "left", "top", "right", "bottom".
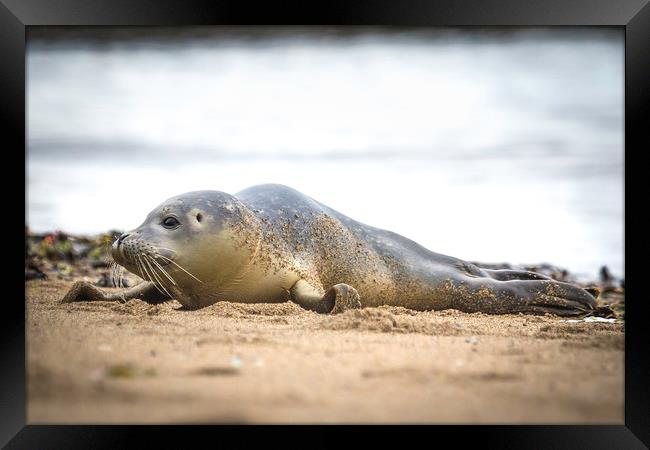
[{"left": 26, "top": 279, "right": 624, "bottom": 424}]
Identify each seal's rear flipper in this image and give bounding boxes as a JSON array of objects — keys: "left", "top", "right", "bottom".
[
  {"left": 503, "top": 279, "right": 598, "bottom": 317},
  {"left": 61, "top": 280, "right": 171, "bottom": 304},
  {"left": 457, "top": 278, "right": 599, "bottom": 317},
  {"left": 483, "top": 269, "right": 551, "bottom": 281},
  {"left": 588, "top": 305, "right": 617, "bottom": 319},
  {"left": 583, "top": 287, "right": 601, "bottom": 298}
]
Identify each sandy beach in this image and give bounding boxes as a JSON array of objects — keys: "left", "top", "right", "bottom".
[
  {"left": 26, "top": 275, "right": 624, "bottom": 424},
  {"left": 25, "top": 28, "right": 625, "bottom": 425}
]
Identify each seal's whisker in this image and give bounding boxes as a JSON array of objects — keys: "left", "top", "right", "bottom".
[
  {"left": 144, "top": 255, "right": 173, "bottom": 298},
  {"left": 136, "top": 255, "right": 152, "bottom": 284},
  {"left": 115, "top": 264, "right": 126, "bottom": 301},
  {"left": 142, "top": 254, "right": 172, "bottom": 297},
  {"left": 110, "top": 261, "right": 117, "bottom": 287},
  {"left": 138, "top": 255, "right": 156, "bottom": 286},
  {"left": 113, "top": 261, "right": 121, "bottom": 288},
  {"left": 112, "top": 262, "right": 118, "bottom": 288},
  {"left": 134, "top": 256, "right": 160, "bottom": 298},
  {"left": 134, "top": 256, "right": 145, "bottom": 281},
  {"left": 152, "top": 261, "right": 174, "bottom": 298},
  {"left": 138, "top": 254, "right": 167, "bottom": 297},
  {"left": 154, "top": 246, "right": 178, "bottom": 255},
  {"left": 149, "top": 255, "right": 177, "bottom": 286},
  {"left": 118, "top": 265, "right": 125, "bottom": 290},
  {"left": 156, "top": 254, "right": 204, "bottom": 284}
]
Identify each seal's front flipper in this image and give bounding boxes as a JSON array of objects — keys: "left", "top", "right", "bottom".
[
  {"left": 326, "top": 284, "right": 362, "bottom": 314},
  {"left": 61, "top": 281, "right": 109, "bottom": 303},
  {"left": 290, "top": 279, "right": 361, "bottom": 314},
  {"left": 62, "top": 280, "right": 170, "bottom": 304}
]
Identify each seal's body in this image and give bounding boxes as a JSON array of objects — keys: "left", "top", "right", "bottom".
[{"left": 63, "top": 184, "right": 598, "bottom": 316}]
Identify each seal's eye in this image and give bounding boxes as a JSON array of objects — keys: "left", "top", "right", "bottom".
[{"left": 162, "top": 217, "right": 180, "bottom": 229}]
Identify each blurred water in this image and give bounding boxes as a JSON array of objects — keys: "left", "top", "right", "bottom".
[{"left": 26, "top": 28, "right": 624, "bottom": 280}]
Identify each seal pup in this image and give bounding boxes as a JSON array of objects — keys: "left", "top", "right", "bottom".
[{"left": 63, "top": 184, "right": 600, "bottom": 316}]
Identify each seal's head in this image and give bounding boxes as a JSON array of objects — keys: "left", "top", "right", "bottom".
[{"left": 112, "top": 191, "right": 261, "bottom": 308}]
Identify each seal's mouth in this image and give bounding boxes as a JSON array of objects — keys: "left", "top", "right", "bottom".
[
  {"left": 110, "top": 238, "right": 182, "bottom": 298},
  {"left": 113, "top": 236, "right": 175, "bottom": 262},
  {"left": 110, "top": 235, "right": 203, "bottom": 298}
]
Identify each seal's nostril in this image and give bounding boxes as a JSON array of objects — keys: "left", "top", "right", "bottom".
[{"left": 117, "top": 233, "right": 130, "bottom": 245}]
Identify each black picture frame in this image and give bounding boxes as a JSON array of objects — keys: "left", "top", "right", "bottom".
[{"left": 3, "top": 0, "right": 648, "bottom": 448}]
